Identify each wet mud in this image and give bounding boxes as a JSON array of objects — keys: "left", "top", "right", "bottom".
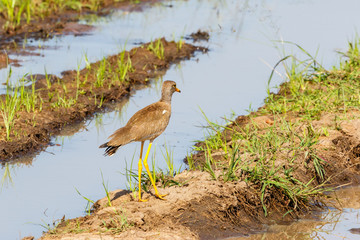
[{"left": 232, "top": 185, "right": 360, "bottom": 240}]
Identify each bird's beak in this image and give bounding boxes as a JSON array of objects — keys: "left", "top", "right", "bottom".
[{"left": 175, "top": 88, "right": 181, "bottom": 93}]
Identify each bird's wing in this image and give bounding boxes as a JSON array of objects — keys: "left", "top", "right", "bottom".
[
  {"left": 128, "top": 102, "right": 172, "bottom": 141},
  {"left": 107, "top": 126, "right": 133, "bottom": 147},
  {"left": 107, "top": 102, "right": 171, "bottom": 146}
]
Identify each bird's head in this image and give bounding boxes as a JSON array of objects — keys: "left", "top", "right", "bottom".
[{"left": 161, "top": 80, "right": 181, "bottom": 102}]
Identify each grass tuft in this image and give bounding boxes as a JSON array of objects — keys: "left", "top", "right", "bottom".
[
  {"left": 147, "top": 38, "right": 165, "bottom": 60},
  {"left": 0, "top": 0, "right": 104, "bottom": 31}
]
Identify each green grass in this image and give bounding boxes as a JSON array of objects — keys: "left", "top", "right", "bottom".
[
  {"left": 75, "top": 188, "right": 95, "bottom": 215},
  {"left": 124, "top": 151, "right": 138, "bottom": 199},
  {"left": 116, "top": 50, "right": 133, "bottom": 84},
  {"left": 74, "top": 171, "right": 123, "bottom": 213},
  {"left": 147, "top": 39, "right": 165, "bottom": 60},
  {"left": 263, "top": 40, "right": 360, "bottom": 120},
  {"left": 1, "top": 85, "right": 20, "bottom": 140},
  {"left": 94, "top": 52, "right": 133, "bottom": 89},
  {"left": 0, "top": 0, "right": 29, "bottom": 29},
  {"left": 0, "top": 0, "right": 106, "bottom": 31},
  {"left": 123, "top": 144, "right": 184, "bottom": 197},
  {"left": 50, "top": 93, "right": 76, "bottom": 108},
  {"left": 94, "top": 57, "right": 107, "bottom": 88},
  {"left": 176, "top": 38, "right": 184, "bottom": 51},
  {"left": 101, "top": 171, "right": 112, "bottom": 207},
  {"left": 161, "top": 142, "right": 176, "bottom": 177}
]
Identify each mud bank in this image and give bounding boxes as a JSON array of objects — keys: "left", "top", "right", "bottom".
[
  {"left": 38, "top": 170, "right": 302, "bottom": 240},
  {"left": 0, "top": 38, "right": 206, "bottom": 161}
]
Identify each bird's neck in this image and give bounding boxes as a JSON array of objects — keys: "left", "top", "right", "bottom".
[{"left": 160, "top": 94, "right": 172, "bottom": 104}]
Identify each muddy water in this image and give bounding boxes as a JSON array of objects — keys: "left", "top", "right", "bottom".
[
  {"left": 230, "top": 186, "right": 360, "bottom": 240},
  {"left": 1, "top": 0, "right": 360, "bottom": 239}
]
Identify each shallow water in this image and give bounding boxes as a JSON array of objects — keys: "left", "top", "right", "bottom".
[
  {"left": 1, "top": 0, "right": 360, "bottom": 239},
  {"left": 230, "top": 186, "right": 360, "bottom": 240}
]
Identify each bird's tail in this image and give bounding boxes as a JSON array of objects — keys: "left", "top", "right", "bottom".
[{"left": 99, "top": 142, "right": 121, "bottom": 156}]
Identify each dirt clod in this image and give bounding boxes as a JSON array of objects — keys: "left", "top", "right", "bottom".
[{"left": 187, "top": 30, "right": 210, "bottom": 42}]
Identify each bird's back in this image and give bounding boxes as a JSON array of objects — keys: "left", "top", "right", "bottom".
[{"left": 107, "top": 101, "right": 171, "bottom": 146}]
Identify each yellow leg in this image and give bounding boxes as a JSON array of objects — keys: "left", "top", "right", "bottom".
[
  {"left": 143, "top": 142, "right": 167, "bottom": 200},
  {"left": 138, "top": 141, "right": 148, "bottom": 202}
]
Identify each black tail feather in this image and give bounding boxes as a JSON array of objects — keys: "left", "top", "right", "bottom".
[{"left": 99, "top": 142, "right": 121, "bottom": 156}]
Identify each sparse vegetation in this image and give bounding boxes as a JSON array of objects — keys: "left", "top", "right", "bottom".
[
  {"left": 124, "top": 143, "right": 184, "bottom": 199},
  {"left": 176, "top": 38, "right": 184, "bottom": 51},
  {"left": 75, "top": 188, "right": 95, "bottom": 216},
  {"left": 147, "top": 38, "right": 165, "bottom": 60},
  {"left": 0, "top": 0, "right": 110, "bottom": 31},
  {"left": 186, "top": 39, "right": 360, "bottom": 216},
  {"left": 0, "top": 38, "right": 202, "bottom": 161},
  {"left": 1, "top": 85, "right": 20, "bottom": 140}
]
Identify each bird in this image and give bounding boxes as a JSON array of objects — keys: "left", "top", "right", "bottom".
[{"left": 99, "top": 80, "right": 181, "bottom": 202}]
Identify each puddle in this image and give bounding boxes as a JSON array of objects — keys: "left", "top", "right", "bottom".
[
  {"left": 1, "top": 0, "right": 360, "bottom": 239},
  {"left": 230, "top": 186, "right": 360, "bottom": 240}
]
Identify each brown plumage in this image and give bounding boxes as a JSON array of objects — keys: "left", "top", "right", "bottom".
[
  {"left": 99, "top": 80, "right": 180, "bottom": 201},
  {"left": 99, "top": 102, "right": 172, "bottom": 156}
]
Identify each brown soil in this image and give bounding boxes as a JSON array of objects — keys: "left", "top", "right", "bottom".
[
  {"left": 0, "top": 38, "right": 207, "bottom": 161},
  {"left": 39, "top": 170, "right": 310, "bottom": 240},
  {"left": 0, "top": 0, "right": 165, "bottom": 69}
]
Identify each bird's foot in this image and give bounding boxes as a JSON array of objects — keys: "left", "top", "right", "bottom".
[
  {"left": 155, "top": 193, "right": 168, "bottom": 200},
  {"left": 138, "top": 197, "right": 149, "bottom": 202}
]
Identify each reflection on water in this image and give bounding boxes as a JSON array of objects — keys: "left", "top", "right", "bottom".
[
  {"left": 231, "top": 186, "right": 360, "bottom": 240},
  {"left": 1, "top": 163, "right": 14, "bottom": 190},
  {"left": 1, "top": 0, "right": 360, "bottom": 239}
]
